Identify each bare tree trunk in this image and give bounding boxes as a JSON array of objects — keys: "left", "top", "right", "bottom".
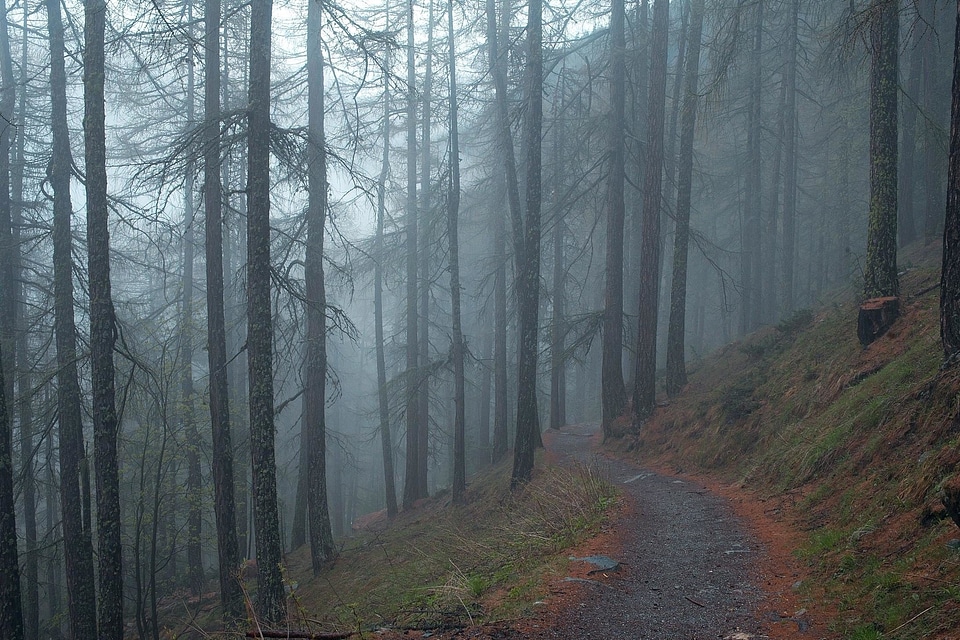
[
  {"left": 418, "top": 0, "right": 435, "bottom": 499},
  {"left": 305, "top": 0, "right": 336, "bottom": 573},
  {"left": 741, "top": 0, "right": 763, "bottom": 334},
  {"left": 181, "top": 3, "right": 203, "bottom": 593},
  {"left": 0, "top": 343, "right": 21, "bottom": 639},
  {"left": 205, "top": 0, "right": 243, "bottom": 619},
  {"left": 83, "top": 0, "right": 124, "bottom": 631},
  {"left": 601, "top": 0, "right": 627, "bottom": 437},
  {"left": 664, "top": 0, "right": 703, "bottom": 398},
  {"left": 939, "top": 0, "right": 960, "bottom": 362},
  {"left": 863, "top": 0, "right": 899, "bottom": 300},
  {"left": 402, "top": 0, "right": 421, "bottom": 510},
  {"left": 781, "top": 0, "right": 799, "bottom": 315},
  {"left": 247, "top": 0, "right": 286, "bottom": 622},
  {"left": 922, "top": 0, "right": 943, "bottom": 246},
  {"left": 11, "top": 0, "right": 37, "bottom": 632},
  {"left": 549, "top": 213, "right": 566, "bottom": 430},
  {"left": 491, "top": 182, "right": 508, "bottom": 463},
  {"left": 511, "top": 0, "right": 544, "bottom": 487},
  {"left": 448, "top": 0, "right": 466, "bottom": 502},
  {"left": 899, "top": 11, "right": 923, "bottom": 247},
  {"left": 47, "top": 0, "right": 98, "bottom": 630},
  {"left": 375, "top": 0, "right": 398, "bottom": 518},
  {"left": 44, "top": 426, "right": 61, "bottom": 632},
  {"left": 632, "top": 0, "right": 669, "bottom": 422}
]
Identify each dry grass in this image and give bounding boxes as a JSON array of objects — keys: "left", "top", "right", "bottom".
[{"left": 166, "top": 455, "right": 616, "bottom": 638}]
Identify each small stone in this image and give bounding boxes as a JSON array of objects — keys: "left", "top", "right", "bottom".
[
  {"left": 946, "top": 539, "right": 960, "bottom": 551},
  {"left": 792, "top": 580, "right": 803, "bottom": 591},
  {"left": 794, "top": 608, "right": 807, "bottom": 617}
]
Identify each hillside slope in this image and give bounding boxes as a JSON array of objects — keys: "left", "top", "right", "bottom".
[{"left": 617, "top": 246, "right": 960, "bottom": 639}]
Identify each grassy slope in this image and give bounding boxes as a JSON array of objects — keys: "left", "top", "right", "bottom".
[
  {"left": 618, "top": 246, "right": 960, "bottom": 639},
  {"left": 172, "top": 456, "right": 615, "bottom": 638}
]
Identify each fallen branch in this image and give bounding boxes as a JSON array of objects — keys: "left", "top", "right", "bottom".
[
  {"left": 244, "top": 630, "right": 357, "bottom": 639},
  {"left": 684, "top": 595, "right": 706, "bottom": 607}
]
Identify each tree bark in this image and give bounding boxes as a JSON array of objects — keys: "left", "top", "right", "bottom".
[
  {"left": 47, "top": 0, "right": 98, "bottom": 631},
  {"left": 863, "top": 0, "right": 899, "bottom": 300},
  {"left": 417, "top": 0, "right": 435, "bottom": 500},
  {"left": 0, "top": 342, "right": 21, "bottom": 639},
  {"left": 741, "top": 0, "right": 763, "bottom": 334},
  {"left": 83, "top": 0, "right": 124, "bottom": 632},
  {"left": 487, "top": 0, "right": 510, "bottom": 465},
  {"left": 940, "top": 0, "right": 960, "bottom": 362},
  {"left": 247, "top": 0, "right": 286, "bottom": 622},
  {"left": 11, "top": 0, "right": 37, "bottom": 632},
  {"left": 181, "top": 2, "right": 203, "bottom": 593},
  {"left": 664, "top": 0, "right": 703, "bottom": 398},
  {"left": 899, "top": 11, "right": 923, "bottom": 248},
  {"left": 601, "top": 0, "right": 627, "bottom": 437},
  {"left": 781, "top": 0, "right": 799, "bottom": 315},
  {"left": 632, "top": 0, "right": 669, "bottom": 422},
  {"left": 204, "top": 0, "right": 243, "bottom": 619},
  {"left": 375, "top": 0, "right": 398, "bottom": 518},
  {"left": 922, "top": 0, "right": 943, "bottom": 246},
  {"left": 511, "top": 0, "right": 544, "bottom": 487},
  {"left": 448, "top": 0, "right": 465, "bottom": 502},
  {"left": 401, "top": 0, "right": 421, "bottom": 510},
  {"left": 305, "top": 0, "right": 336, "bottom": 573}
]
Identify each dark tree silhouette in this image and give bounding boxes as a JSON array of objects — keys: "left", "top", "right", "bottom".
[
  {"left": 0, "top": 346, "right": 22, "bottom": 639},
  {"left": 512, "top": 0, "right": 544, "bottom": 486},
  {"left": 204, "top": 0, "right": 243, "bottom": 617},
  {"left": 940, "top": 0, "right": 960, "bottom": 362},
  {"left": 633, "top": 0, "right": 669, "bottom": 422},
  {"left": 247, "top": 0, "right": 287, "bottom": 622},
  {"left": 665, "top": 0, "right": 704, "bottom": 397},
  {"left": 84, "top": 0, "right": 124, "bottom": 633},
  {"left": 47, "top": 0, "right": 98, "bottom": 631},
  {"left": 601, "top": 0, "right": 627, "bottom": 437},
  {"left": 305, "top": 0, "right": 336, "bottom": 573},
  {"left": 863, "top": 0, "right": 899, "bottom": 300}
]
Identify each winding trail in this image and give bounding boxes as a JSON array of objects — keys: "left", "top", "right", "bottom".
[{"left": 525, "top": 421, "right": 764, "bottom": 639}]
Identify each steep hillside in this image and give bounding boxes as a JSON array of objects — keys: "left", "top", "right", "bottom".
[{"left": 618, "top": 245, "right": 960, "bottom": 639}]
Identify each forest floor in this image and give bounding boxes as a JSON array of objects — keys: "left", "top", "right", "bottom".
[{"left": 374, "top": 421, "right": 832, "bottom": 640}]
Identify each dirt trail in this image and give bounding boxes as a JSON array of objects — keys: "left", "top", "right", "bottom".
[{"left": 526, "top": 421, "right": 764, "bottom": 639}]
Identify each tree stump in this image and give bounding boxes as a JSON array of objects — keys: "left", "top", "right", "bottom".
[
  {"left": 941, "top": 475, "right": 960, "bottom": 530},
  {"left": 857, "top": 296, "right": 899, "bottom": 347}
]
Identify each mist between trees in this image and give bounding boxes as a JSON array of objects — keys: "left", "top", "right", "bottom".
[{"left": 0, "top": 0, "right": 955, "bottom": 636}]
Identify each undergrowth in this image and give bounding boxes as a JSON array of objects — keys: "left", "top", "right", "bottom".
[
  {"left": 619, "top": 245, "right": 960, "bottom": 639},
  {"left": 169, "top": 457, "right": 616, "bottom": 638}
]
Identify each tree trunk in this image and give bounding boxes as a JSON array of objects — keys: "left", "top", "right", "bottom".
[
  {"left": 741, "top": 0, "right": 763, "bottom": 334},
  {"left": 247, "top": 0, "right": 286, "bottom": 622},
  {"left": 601, "top": 0, "right": 627, "bottom": 437},
  {"left": 550, "top": 215, "right": 566, "bottom": 431},
  {"left": 83, "top": 0, "right": 124, "bottom": 631},
  {"left": 305, "top": 0, "right": 336, "bottom": 573},
  {"left": 940, "top": 0, "right": 960, "bottom": 362},
  {"left": 417, "top": 0, "right": 434, "bottom": 500},
  {"left": 44, "top": 428, "right": 61, "bottom": 632},
  {"left": 781, "top": 0, "right": 799, "bottom": 315},
  {"left": 11, "top": 0, "right": 37, "bottom": 632},
  {"left": 0, "top": 342, "right": 21, "bottom": 639},
  {"left": 448, "top": 0, "right": 465, "bottom": 502},
  {"left": 511, "top": 0, "right": 544, "bottom": 487},
  {"left": 899, "top": 12, "right": 923, "bottom": 247},
  {"left": 491, "top": 181, "right": 508, "bottom": 463},
  {"left": 664, "top": 0, "right": 703, "bottom": 398},
  {"left": 47, "top": 0, "right": 98, "bottom": 631},
  {"left": 632, "top": 0, "right": 669, "bottom": 422},
  {"left": 181, "top": 3, "right": 203, "bottom": 593},
  {"left": 203, "top": 0, "right": 243, "bottom": 618},
  {"left": 863, "top": 0, "right": 899, "bottom": 300},
  {"left": 401, "top": 0, "right": 421, "bottom": 510},
  {"left": 375, "top": 0, "right": 398, "bottom": 518},
  {"left": 922, "top": 0, "right": 943, "bottom": 246}
]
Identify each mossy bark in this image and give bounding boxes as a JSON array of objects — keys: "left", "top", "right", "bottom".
[{"left": 863, "top": 0, "right": 900, "bottom": 301}]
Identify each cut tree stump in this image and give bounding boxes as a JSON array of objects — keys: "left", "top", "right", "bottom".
[
  {"left": 857, "top": 296, "right": 899, "bottom": 347},
  {"left": 941, "top": 475, "right": 960, "bottom": 530}
]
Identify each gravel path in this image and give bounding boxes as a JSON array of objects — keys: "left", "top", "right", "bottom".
[{"left": 532, "top": 421, "right": 765, "bottom": 640}]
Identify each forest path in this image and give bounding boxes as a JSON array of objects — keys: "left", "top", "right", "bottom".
[{"left": 520, "top": 421, "right": 766, "bottom": 639}]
